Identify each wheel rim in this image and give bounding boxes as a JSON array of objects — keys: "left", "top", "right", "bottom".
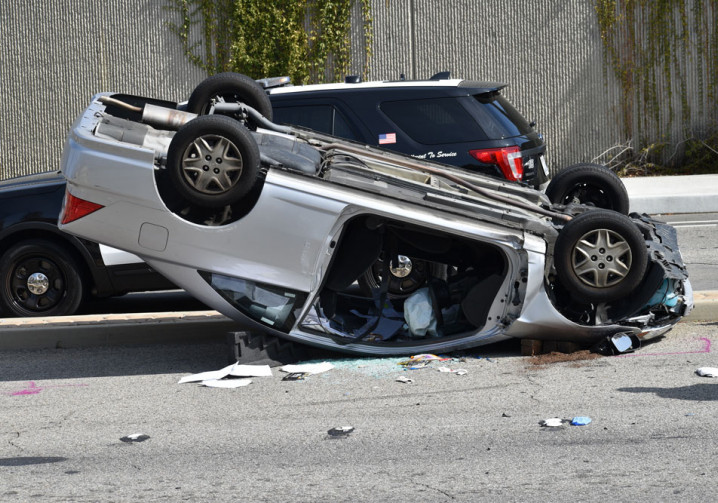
[
  {"left": 180, "top": 134, "right": 244, "bottom": 195},
  {"left": 563, "top": 183, "right": 612, "bottom": 209},
  {"left": 8, "top": 257, "right": 65, "bottom": 313},
  {"left": 571, "top": 228, "right": 632, "bottom": 288},
  {"left": 389, "top": 255, "right": 413, "bottom": 278},
  {"left": 367, "top": 256, "right": 428, "bottom": 296}
]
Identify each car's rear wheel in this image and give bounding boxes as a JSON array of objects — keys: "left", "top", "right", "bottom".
[
  {"left": 167, "top": 115, "right": 261, "bottom": 209},
  {"left": 546, "top": 163, "right": 629, "bottom": 214},
  {"left": 0, "top": 240, "right": 84, "bottom": 317},
  {"left": 187, "top": 72, "right": 273, "bottom": 122},
  {"left": 358, "top": 255, "right": 439, "bottom": 298},
  {"left": 554, "top": 210, "right": 647, "bottom": 303}
]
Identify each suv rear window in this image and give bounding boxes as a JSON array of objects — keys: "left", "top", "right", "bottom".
[{"left": 380, "top": 93, "right": 532, "bottom": 145}]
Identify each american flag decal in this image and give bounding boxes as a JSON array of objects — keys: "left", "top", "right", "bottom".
[{"left": 378, "top": 133, "right": 396, "bottom": 144}]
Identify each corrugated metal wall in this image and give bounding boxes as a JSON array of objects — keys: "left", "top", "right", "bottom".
[
  {"left": 0, "top": 1, "right": 713, "bottom": 180},
  {"left": 366, "top": 0, "right": 626, "bottom": 171},
  {"left": 0, "top": 0, "right": 205, "bottom": 179}
]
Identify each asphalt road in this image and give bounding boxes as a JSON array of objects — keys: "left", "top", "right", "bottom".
[
  {"left": 1, "top": 320, "right": 717, "bottom": 501},
  {"left": 663, "top": 212, "right": 718, "bottom": 291}
]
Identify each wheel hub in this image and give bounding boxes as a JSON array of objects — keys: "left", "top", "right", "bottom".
[
  {"left": 389, "top": 255, "right": 413, "bottom": 278},
  {"left": 26, "top": 272, "right": 50, "bottom": 295},
  {"left": 572, "top": 228, "right": 632, "bottom": 288},
  {"left": 181, "top": 134, "right": 244, "bottom": 195}
]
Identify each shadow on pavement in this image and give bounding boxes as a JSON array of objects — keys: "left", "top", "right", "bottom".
[
  {"left": 0, "top": 335, "right": 524, "bottom": 382},
  {"left": 617, "top": 383, "right": 718, "bottom": 401}
]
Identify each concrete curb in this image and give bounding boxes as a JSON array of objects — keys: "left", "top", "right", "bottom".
[
  {"left": 0, "top": 311, "right": 237, "bottom": 350},
  {"left": 686, "top": 290, "right": 718, "bottom": 322},
  {"left": 1, "top": 292, "right": 715, "bottom": 351},
  {"left": 622, "top": 174, "right": 718, "bottom": 214}
]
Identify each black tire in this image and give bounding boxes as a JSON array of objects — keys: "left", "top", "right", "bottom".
[
  {"left": 554, "top": 210, "right": 648, "bottom": 304},
  {"left": 546, "top": 163, "right": 630, "bottom": 214},
  {"left": 167, "top": 115, "right": 260, "bottom": 209},
  {"left": 0, "top": 240, "right": 84, "bottom": 317},
  {"left": 358, "top": 255, "right": 440, "bottom": 298},
  {"left": 187, "top": 72, "right": 273, "bottom": 121}
]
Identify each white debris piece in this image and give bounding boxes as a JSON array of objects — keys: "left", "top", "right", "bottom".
[
  {"left": 179, "top": 363, "right": 272, "bottom": 384},
  {"left": 437, "top": 367, "right": 468, "bottom": 375},
  {"left": 230, "top": 365, "right": 273, "bottom": 377},
  {"left": 280, "top": 362, "right": 335, "bottom": 375},
  {"left": 540, "top": 418, "right": 566, "bottom": 427},
  {"left": 200, "top": 378, "right": 253, "bottom": 388},
  {"left": 178, "top": 363, "right": 236, "bottom": 384},
  {"left": 696, "top": 367, "right": 718, "bottom": 378}
]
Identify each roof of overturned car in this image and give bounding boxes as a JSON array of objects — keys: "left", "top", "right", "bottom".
[{"left": 59, "top": 73, "right": 693, "bottom": 356}]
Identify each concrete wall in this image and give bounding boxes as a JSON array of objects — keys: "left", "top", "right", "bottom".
[
  {"left": 0, "top": 0, "right": 205, "bottom": 179},
  {"left": 0, "top": 1, "right": 712, "bottom": 180},
  {"left": 366, "top": 0, "right": 625, "bottom": 172}
]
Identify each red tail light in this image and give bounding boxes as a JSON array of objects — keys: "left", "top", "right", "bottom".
[
  {"left": 61, "top": 192, "right": 104, "bottom": 224},
  {"left": 469, "top": 146, "right": 524, "bottom": 182}
]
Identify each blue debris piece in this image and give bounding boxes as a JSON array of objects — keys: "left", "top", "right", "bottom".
[{"left": 571, "top": 416, "right": 592, "bottom": 426}]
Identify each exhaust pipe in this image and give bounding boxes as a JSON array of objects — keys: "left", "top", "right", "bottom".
[{"left": 97, "top": 96, "right": 197, "bottom": 130}]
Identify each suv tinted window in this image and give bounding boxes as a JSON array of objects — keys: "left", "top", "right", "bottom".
[
  {"left": 470, "top": 92, "right": 533, "bottom": 138},
  {"left": 273, "top": 105, "right": 358, "bottom": 140},
  {"left": 380, "top": 93, "right": 533, "bottom": 145},
  {"left": 381, "top": 97, "right": 488, "bottom": 145}
]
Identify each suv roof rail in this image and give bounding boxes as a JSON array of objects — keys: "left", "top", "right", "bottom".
[{"left": 256, "top": 76, "right": 292, "bottom": 89}]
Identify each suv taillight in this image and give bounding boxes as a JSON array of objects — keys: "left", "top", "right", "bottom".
[
  {"left": 61, "top": 192, "right": 104, "bottom": 224},
  {"left": 469, "top": 146, "right": 523, "bottom": 182}
]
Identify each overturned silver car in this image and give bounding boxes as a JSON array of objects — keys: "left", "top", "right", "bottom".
[{"left": 59, "top": 74, "right": 692, "bottom": 355}]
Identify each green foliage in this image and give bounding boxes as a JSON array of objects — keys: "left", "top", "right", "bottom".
[{"left": 167, "top": 0, "right": 372, "bottom": 84}]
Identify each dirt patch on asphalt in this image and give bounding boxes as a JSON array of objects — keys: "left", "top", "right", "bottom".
[{"left": 529, "top": 350, "right": 602, "bottom": 367}]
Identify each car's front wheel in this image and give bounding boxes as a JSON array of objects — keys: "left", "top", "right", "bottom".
[
  {"left": 167, "top": 115, "right": 261, "bottom": 209},
  {"left": 554, "top": 210, "right": 648, "bottom": 304},
  {"left": 546, "top": 163, "right": 630, "bottom": 214},
  {"left": 0, "top": 240, "right": 85, "bottom": 317},
  {"left": 187, "top": 72, "right": 273, "bottom": 122}
]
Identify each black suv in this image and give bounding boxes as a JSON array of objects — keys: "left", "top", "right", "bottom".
[
  {"left": 267, "top": 73, "right": 549, "bottom": 188},
  {"left": 186, "top": 72, "right": 629, "bottom": 213},
  {"left": 0, "top": 171, "right": 175, "bottom": 317}
]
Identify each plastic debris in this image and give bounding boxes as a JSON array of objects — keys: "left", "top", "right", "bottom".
[
  {"left": 398, "top": 354, "right": 443, "bottom": 367},
  {"left": 696, "top": 367, "right": 718, "bottom": 378},
  {"left": 200, "top": 378, "right": 252, "bottom": 388},
  {"left": 178, "top": 363, "right": 235, "bottom": 384},
  {"left": 396, "top": 376, "right": 414, "bottom": 384},
  {"left": 327, "top": 426, "right": 354, "bottom": 438},
  {"left": 120, "top": 433, "right": 150, "bottom": 443},
  {"left": 282, "top": 372, "right": 308, "bottom": 381},
  {"left": 541, "top": 417, "right": 592, "bottom": 427},
  {"left": 540, "top": 418, "right": 568, "bottom": 427},
  {"left": 280, "top": 362, "right": 334, "bottom": 375},
  {"left": 179, "top": 363, "right": 272, "bottom": 384},
  {"left": 230, "top": 365, "right": 273, "bottom": 377},
  {"left": 437, "top": 367, "right": 467, "bottom": 375}
]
